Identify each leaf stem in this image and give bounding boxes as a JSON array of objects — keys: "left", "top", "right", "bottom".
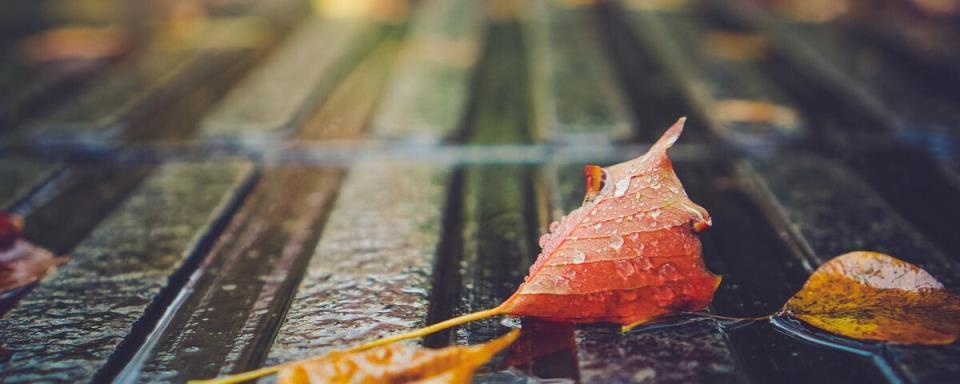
[
  {"left": 188, "top": 305, "right": 507, "bottom": 384},
  {"left": 621, "top": 311, "right": 772, "bottom": 332},
  {"left": 346, "top": 305, "right": 506, "bottom": 352}
]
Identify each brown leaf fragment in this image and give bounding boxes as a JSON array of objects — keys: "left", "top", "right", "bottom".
[
  {"left": 0, "top": 213, "right": 68, "bottom": 292},
  {"left": 783, "top": 251, "right": 960, "bottom": 345}
]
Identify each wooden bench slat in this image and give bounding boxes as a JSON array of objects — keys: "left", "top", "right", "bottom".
[
  {"left": 455, "top": 165, "right": 538, "bottom": 347},
  {"left": 0, "top": 159, "right": 59, "bottom": 210},
  {"left": 127, "top": 168, "right": 342, "bottom": 383},
  {"left": 464, "top": 22, "right": 533, "bottom": 144},
  {"left": 720, "top": 0, "right": 960, "bottom": 144},
  {"left": 266, "top": 162, "right": 451, "bottom": 365},
  {"left": 0, "top": 162, "right": 254, "bottom": 383},
  {"left": 0, "top": 60, "right": 99, "bottom": 132},
  {"left": 29, "top": 20, "right": 269, "bottom": 145},
  {"left": 295, "top": 33, "right": 403, "bottom": 141},
  {"left": 200, "top": 18, "right": 373, "bottom": 141},
  {"left": 526, "top": 1, "right": 634, "bottom": 143},
  {"left": 31, "top": 51, "right": 196, "bottom": 142},
  {"left": 372, "top": 0, "right": 483, "bottom": 142},
  {"left": 623, "top": 5, "right": 803, "bottom": 148},
  {"left": 708, "top": 1, "right": 960, "bottom": 266}
]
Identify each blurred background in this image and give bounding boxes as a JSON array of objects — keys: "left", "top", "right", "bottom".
[
  {"left": 2, "top": 0, "right": 960, "bottom": 383},
  {"left": 1, "top": 0, "right": 959, "bottom": 153}
]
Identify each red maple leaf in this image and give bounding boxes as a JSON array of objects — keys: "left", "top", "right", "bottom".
[
  {"left": 499, "top": 117, "right": 719, "bottom": 324},
  {"left": 195, "top": 119, "right": 724, "bottom": 384}
]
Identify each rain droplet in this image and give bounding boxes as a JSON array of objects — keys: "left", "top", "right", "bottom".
[
  {"left": 650, "top": 209, "right": 661, "bottom": 219},
  {"left": 616, "top": 259, "right": 635, "bottom": 279},
  {"left": 538, "top": 276, "right": 557, "bottom": 289},
  {"left": 637, "top": 257, "right": 653, "bottom": 270},
  {"left": 614, "top": 178, "right": 631, "bottom": 197},
  {"left": 557, "top": 272, "right": 574, "bottom": 290},
  {"left": 659, "top": 262, "right": 678, "bottom": 280},
  {"left": 539, "top": 234, "right": 550, "bottom": 247},
  {"left": 653, "top": 287, "right": 675, "bottom": 304},
  {"left": 570, "top": 279, "right": 584, "bottom": 290},
  {"left": 609, "top": 236, "right": 624, "bottom": 252},
  {"left": 572, "top": 250, "right": 586, "bottom": 264},
  {"left": 594, "top": 223, "right": 602, "bottom": 231}
]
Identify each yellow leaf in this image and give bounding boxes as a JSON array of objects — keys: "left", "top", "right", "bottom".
[
  {"left": 276, "top": 329, "right": 519, "bottom": 384},
  {"left": 783, "top": 251, "right": 960, "bottom": 345}
]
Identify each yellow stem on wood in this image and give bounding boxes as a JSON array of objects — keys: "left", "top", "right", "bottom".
[{"left": 188, "top": 305, "right": 507, "bottom": 384}]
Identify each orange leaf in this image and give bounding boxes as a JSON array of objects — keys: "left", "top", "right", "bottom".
[
  {"left": 783, "top": 251, "right": 960, "bottom": 345},
  {"left": 192, "top": 119, "right": 720, "bottom": 383},
  {"left": 0, "top": 213, "right": 68, "bottom": 292},
  {"left": 499, "top": 118, "right": 720, "bottom": 325},
  {"left": 276, "top": 330, "right": 519, "bottom": 384}
]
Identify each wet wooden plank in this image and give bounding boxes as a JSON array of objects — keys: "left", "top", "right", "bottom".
[
  {"left": 126, "top": 168, "right": 342, "bottom": 383},
  {"left": 591, "top": 3, "right": 709, "bottom": 144},
  {"left": 0, "top": 62, "right": 101, "bottom": 133},
  {"left": 200, "top": 18, "right": 372, "bottom": 141},
  {"left": 15, "top": 166, "right": 158, "bottom": 256},
  {"left": 371, "top": 0, "right": 483, "bottom": 142},
  {"left": 547, "top": 163, "right": 744, "bottom": 383},
  {"left": 454, "top": 164, "right": 550, "bottom": 383},
  {"left": 0, "top": 159, "right": 59, "bottom": 210},
  {"left": 29, "top": 51, "right": 241, "bottom": 144},
  {"left": 718, "top": 0, "right": 960, "bottom": 147},
  {"left": 30, "top": 50, "right": 194, "bottom": 143},
  {"left": 714, "top": 1, "right": 890, "bottom": 132},
  {"left": 295, "top": 32, "right": 403, "bottom": 141},
  {"left": 739, "top": 154, "right": 960, "bottom": 383},
  {"left": 266, "top": 162, "right": 451, "bottom": 365},
  {"left": 29, "top": 19, "right": 270, "bottom": 145},
  {"left": 463, "top": 21, "right": 533, "bottom": 144},
  {"left": 623, "top": 4, "right": 803, "bottom": 148},
  {"left": 455, "top": 165, "right": 538, "bottom": 348},
  {"left": 525, "top": 1, "right": 633, "bottom": 143},
  {"left": 0, "top": 162, "right": 255, "bottom": 383},
  {"left": 814, "top": 0, "right": 960, "bottom": 91},
  {"left": 707, "top": 3, "right": 960, "bottom": 266},
  {"left": 451, "top": 13, "right": 539, "bottom": 350}
]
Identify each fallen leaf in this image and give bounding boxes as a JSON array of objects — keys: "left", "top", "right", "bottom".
[
  {"left": 196, "top": 119, "right": 720, "bottom": 383},
  {"left": 0, "top": 213, "right": 68, "bottom": 292},
  {"left": 499, "top": 117, "right": 720, "bottom": 325},
  {"left": 783, "top": 251, "right": 960, "bottom": 345},
  {"left": 342, "top": 118, "right": 718, "bottom": 341},
  {"left": 275, "top": 330, "right": 519, "bottom": 384}
]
